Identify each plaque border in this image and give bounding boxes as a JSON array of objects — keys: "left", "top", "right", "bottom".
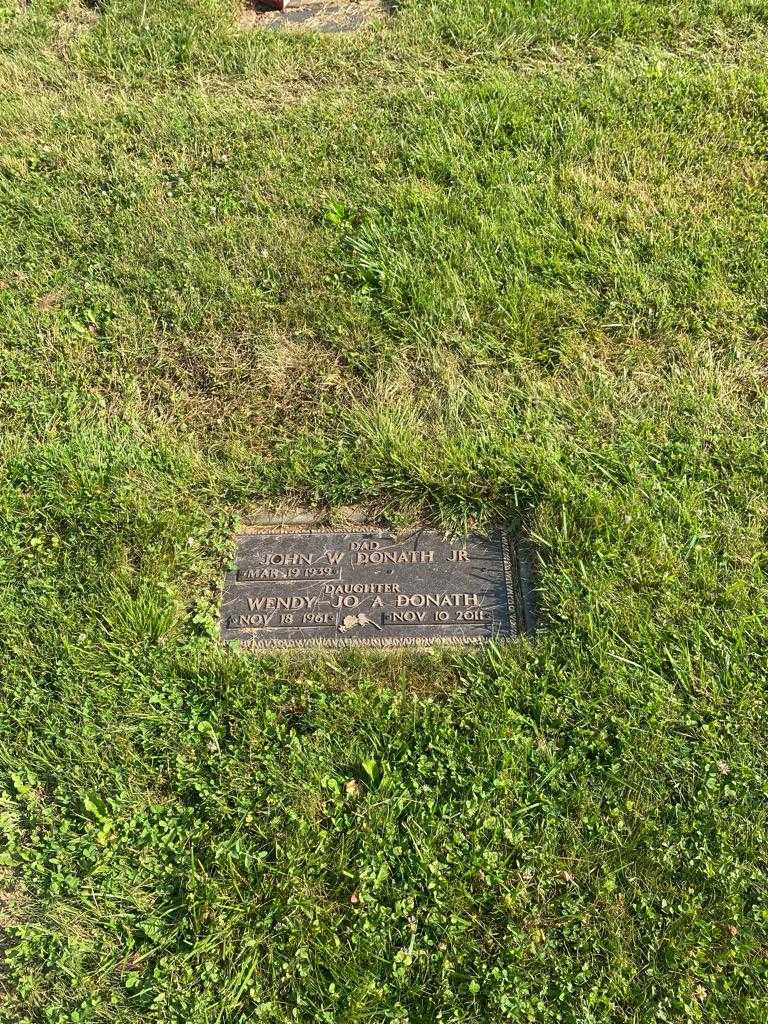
[{"left": 223, "top": 527, "right": 533, "bottom": 651}]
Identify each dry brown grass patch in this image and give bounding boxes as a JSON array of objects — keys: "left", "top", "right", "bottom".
[{"left": 238, "top": 0, "right": 390, "bottom": 34}]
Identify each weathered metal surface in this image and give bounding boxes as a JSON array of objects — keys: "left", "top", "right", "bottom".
[{"left": 220, "top": 528, "right": 533, "bottom": 649}]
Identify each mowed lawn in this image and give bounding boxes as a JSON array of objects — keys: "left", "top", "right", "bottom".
[{"left": 1, "top": 0, "right": 767, "bottom": 1020}]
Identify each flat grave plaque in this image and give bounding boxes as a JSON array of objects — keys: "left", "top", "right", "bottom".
[{"left": 220, "top": 528, "right": 532, "bottom": 649}]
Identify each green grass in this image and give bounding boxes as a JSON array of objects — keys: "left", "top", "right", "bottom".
[{"left": 1, "top": 0, "right": 768, "bottom": 1020}]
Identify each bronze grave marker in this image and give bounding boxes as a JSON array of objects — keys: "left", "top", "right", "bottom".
[{"left": 220, "top": 528, "right": 533, "bottom": 649}]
